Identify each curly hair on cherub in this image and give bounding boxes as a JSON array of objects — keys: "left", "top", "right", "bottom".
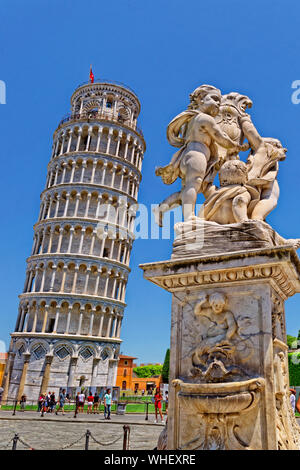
[{"left": 188, "top": 84, "right": 221, "bottom": 110}]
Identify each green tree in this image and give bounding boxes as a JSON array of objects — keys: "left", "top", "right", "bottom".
[
  {"left": 288, "top": 353, "right": 300, "bottom": 386},
  {"left": 162, "top": 348, "right": 170, "bottom": 383},
  {"left": 287, "top": 335, "right": 298, "bottom": 349},
  {"left": 133, "top": 364, "right": 162, "bottom": 378}
]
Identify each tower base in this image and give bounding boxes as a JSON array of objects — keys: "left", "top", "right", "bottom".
[{"left": 3, "top": 336, "right": 119, "bottom": 402}]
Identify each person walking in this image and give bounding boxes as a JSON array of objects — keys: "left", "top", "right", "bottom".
[
  {"left": 104, "top": 388, "right": 112, "bottom": 420},
  {"left": 154, "top": 387, "right": 164, "bottom": 424},
  {"left": 165, "top": 391, "right": 168, "bottom": 416},
  {"left": 38, "top": 393, "right": 44, "bottom": 412},
  {"left": 290, "top": 389, "right": 296, "bottom": 412},
  {"left": 46, "top": 392, "right": 51, "bottom": 412},
  {"left": 49, "top": 391, "right": 56, "bottom": 413},
  {"left": 56, "top": 389, "right": 66, "bottom": 415},
  {"left": 20, "top": 394, "right": 26, "bottom": 412},
  {"left": 93, "top": 392, "right": 100, "bottom": 414},
  {"left": 78, "top": 391, "right": 85, "bottom": 413},
  {"left": 87, "top": 392, "right": 94, "bottom": 414},
  {"left": 40, "top": 394, "right": 46, "bottom": 416}
]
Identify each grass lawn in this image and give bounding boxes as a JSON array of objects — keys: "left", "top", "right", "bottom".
[{"left": 0, "top": 402, "right": 166, "bottom": 414}]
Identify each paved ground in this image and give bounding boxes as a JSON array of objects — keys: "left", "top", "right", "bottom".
[
  {"left": 0, "top": 410, "right": 165, "bottom": 450},
  {"left": 1, "top": 410, "right": 298, "bottom": 451}
]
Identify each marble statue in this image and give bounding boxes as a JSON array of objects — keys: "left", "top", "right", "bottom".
[
  {"left": 154, "top": 87, "right": 285, "bottom": 227},
  {"left": 154, "top": 85, "right": 248, "bottom": 225},
  {"left": 141, "top": 84, "right": 300, "bottom": 450}
]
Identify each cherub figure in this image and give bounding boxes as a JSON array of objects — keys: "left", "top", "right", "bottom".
[
  {"left": 194, "top": 292, "right": 237, "bottom": 347},
  {"left": 200, "top": 159, "right": 253, "bottom": 224},
  {"left": 154, "top": 85, "right": 248, "bottom": 225}
]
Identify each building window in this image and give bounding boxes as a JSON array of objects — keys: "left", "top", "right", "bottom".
[
  {"left": 106, "top": 101, "right": 112, "bottom": 108},
  {"left": 122, "top": 380, "right": 126, "bottom": 390},
  {"left": 80, "top": 347, "right": 94, "bottom": 361},
  {"left": 101, "top": 348, "right": 110, "bottom": 361},
  {"left": 32, "top": 344, "right": 46, "bottom": 360},
  {"left": 124, "top": 360, "right": 128, "bottom": 365},
  {"left": 47, "top": 318, "right": 55, "bottom": 333},
  {"left": 55, "top": 346, "right": 70, "bottom": 360},
  {"left": 123, "top": 369, "right": 127, "bottom": 377}
]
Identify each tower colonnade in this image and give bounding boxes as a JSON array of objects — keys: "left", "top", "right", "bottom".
[{"left": 4, "top": 80, "right": 145, "bottom": 401}]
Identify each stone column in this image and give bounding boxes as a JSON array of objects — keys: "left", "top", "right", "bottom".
[
  {"left": 1, "top": 352, "right": 16, "bottom": 404},
  {"left": 42, "top": 304, "right": 49, "bottom": 333},
  {"left": 67, "top": 356, "right": 78, "bottom": 388},
  {"left": 140, "top": 246, "right": 300, "bottom": 450},
  {"left": 39, "top": 355, "right": 54, "bottom": 395},
  {"left": 17, "top": 353, "right": 31, "bottom": 402},
  {"left": 96, "top": 126, "right": 103, "bottom": 151},
  {"left": 91, "top": 358, "right": 100, "bottom": 387},
  {"left": 65, "top": 306, "right": 72, "bottom": 334},
  {"left": 91, "top": 159, "right": 97, "bottom": 182}
]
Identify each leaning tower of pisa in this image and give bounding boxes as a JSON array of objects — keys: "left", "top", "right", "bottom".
[{"left": 4, "top": 79, "right": 145, "bottom": 401}]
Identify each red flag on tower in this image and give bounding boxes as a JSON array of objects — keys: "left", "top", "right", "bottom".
[{"left": 89, "top": 65, "right": 94, "bottom": 83}]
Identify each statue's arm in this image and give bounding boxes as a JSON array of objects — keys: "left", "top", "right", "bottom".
[
  {"left": 225, "top": 312, "right": 238, "bottom": 340},
  {"left": 199, "top": 115, "right": 243, "bottom": 150},
  {"left": 240, "top": 115, "right": 263, "bottom": 152}
]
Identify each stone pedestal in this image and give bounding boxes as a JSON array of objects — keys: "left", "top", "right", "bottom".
[{"left": 141, "top": 245, "right": 300, "bottom": 450}]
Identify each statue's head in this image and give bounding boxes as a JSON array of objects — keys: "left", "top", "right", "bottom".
[
  {"left": 189, "top": 84, "right": 221, "bottom": 117},
  {"left": 263, "top": 138, "right": 287, "bottom": 162},
  {"left": 219, "top": 160, "right": 248, "bottom": 186},
  {"left": 209, "top": 292, "right": 226, "bottom": 314}
]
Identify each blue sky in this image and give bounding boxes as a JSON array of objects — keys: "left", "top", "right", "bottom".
[{"left": 0, "top": 0, "right": 300, "bottom": 361}]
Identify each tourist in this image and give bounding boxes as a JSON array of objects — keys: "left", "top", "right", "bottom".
[
  {"left": 40, "top": 394, "right": 46, "bottom": 416},
  {"left": 296, "top": 392, "right": 300, "bottom": 414},
  {"left": 78, "top": 390, "right": 85, "bottom": 412},
  {"left": 87, "top": 392, "right": 94, "bottom": 414},
  {"left": 290, "top": 389, "right": 296, "bottom": 412},
  {"left": 104, "top": 388, "right": 112, "bottom": 420},
  {"left": 75, "top": 392, "right": 80, "bottom": 413},
  {"left": 56, "top": 389, "right": 66, "bottom": 415},
  {"left": 154, "top": 387, "right": 164, "bottom": 424},
  {"left": 165, "top": 391, "right": 168, "bottom": 416},
  {"left": 37, "top": 393, "right": 44, "bottom": 412},
  {"left": 93, "top": 392, "right": 100, "bottom": 414},
  {"left": 46, "top": 391, "right": 51, "bottom": 412},
  {"left": 142, "top": 389, "right": 145, "bottom": 397},
  {"left": 20, "top": 394, "right": 26, "bottom": 412},
  {"left": 49, "top": 391, "right": 56, "bottom": 413}
]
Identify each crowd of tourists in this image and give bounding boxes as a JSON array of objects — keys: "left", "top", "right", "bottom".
[{"left": 37, "top": 388, "right": 113, "bottom": 418}]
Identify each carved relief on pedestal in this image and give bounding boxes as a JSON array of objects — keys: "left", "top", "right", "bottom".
[
  {"left": 273, "top": 346, "right": 300, "bottom": 450},
  {"left": 271, "top": 292, "right": 286, "bottom": 342},
  {"left": 185, "top": 292, "right": 254, "bottom": 383}
]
